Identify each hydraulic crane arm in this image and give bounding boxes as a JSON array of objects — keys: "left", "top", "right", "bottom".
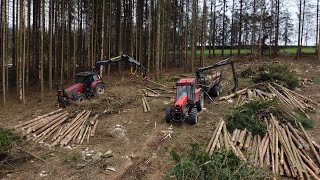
[
  {"left": 95, "top": 54, "right": 147, "bottom": 78},
  {"left": 195, "top": 58, "right": 238, "bottom": 92}
]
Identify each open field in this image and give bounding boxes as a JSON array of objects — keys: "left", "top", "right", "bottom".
[
  {"left": 195, "top": 46, "right": 317, "bottom": 56},
  {"left": 1, "top": 56, "right": 320, "bottom": 179}
]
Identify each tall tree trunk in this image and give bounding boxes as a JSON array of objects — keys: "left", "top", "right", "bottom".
[
  {"left": 147, "top": 0, "right": 153, "bottom": 72},
  {"left": 40, "top": 0, "right": 45, "bottom": 101},
  {"left": 274, "top": 0, "right": 280, "bottom": 55},
  {"left": 19, "top": 0, "right": 24, "bottom": 102},
  {"left": 269, "top": 0, "right": 273, "bottom": 58},
  {"left": 61, "top": 0, "right": 65, "bottom": 83},
  {"left": 2, "top": 0, "right": 6, "bottom": 106},
  {"left": 49, "top": 0, "right": 53, "bottom": 92},
  {"left": 297, "top": 0, "right": 302, "bottom": 59},
  {"left": 251, "top": 0, "right": 257, "bottom": 54},
  {"left": 73, "top": 0, "right": 77, "bottom": 82},
  {"left": 200, "top": 0, "right": 207, "bottom": 67},
  {"left": 259, "top": 0, "right": 264, "bottom": 61},
  {"left": 238, "top": 0, "right": 243, "bottom": 56},
  {"left": 230, "top": 0, "right": 235, "bottom": 56},
  {"left": 155, "top": 0, "right": 161, "bottom": 80},
  {"left": 100, "top": 0, "right": 105, "bottom": 77},
  {"left": 221, "top": 0, "right": 226, "bottom": 56},
  {"left": 191, "top": 0, "right": 197, "bottom": 71}
]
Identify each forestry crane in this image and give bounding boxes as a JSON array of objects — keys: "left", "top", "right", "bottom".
[{"left": 57, "top": 54, "right": 147, "bottom": 107}]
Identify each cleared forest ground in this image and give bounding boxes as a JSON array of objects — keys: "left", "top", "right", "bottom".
[{"left": 1, "top": 56, "right": 320, "bottom": 180}]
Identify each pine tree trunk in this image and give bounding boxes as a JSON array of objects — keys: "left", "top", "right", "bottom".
[
  {"left": 259, "top": 0, "right": 264, "bottom": 61},
  {"left": 49, "top": 0, "right": 53, "bottom": 91},
  {"left": 61, "top": 0, "right": 65, "bottom": 83},
  {"left": 155, "top": 0, "right": 161, "bottom": 80},
  {"left": 100, "top": 0, "right": 105, "bottom": 77},
  {"left": 147, "top": 0, "right": 153, "bottom": 72},
  {"left": 221, "top": 0, "right": 226, "bottom": 56},
  {"left": 40, "top": 0, "right": 44, "bottom": 101},
  {"left": 200, "top": 0, "right": 206, "bottom": 67},
  {"left": 297, "top": 0, "right": 302, "bottom": 59},
  {"left": 73, "top": 0, "right": 77, "bottom": 82},
  {"left": 2, "top": 0, "right": 6, "bottom": 106},
  {"left": 191, "top": 0, "right": 197, "bottom": 71},
  {"left": 238, "top": 0, "right": 243, "bottom": 56}
]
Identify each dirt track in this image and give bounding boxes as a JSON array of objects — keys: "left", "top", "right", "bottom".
[{"left": 1, "top": 57, "right": 320, "bottom": 180}]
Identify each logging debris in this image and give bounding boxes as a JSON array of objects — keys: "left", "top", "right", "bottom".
[
  {"left": 207, "top": 117, "right": 320, "bottom": 179},
  {"left": 14, "top": 109, "right": 99, "bottom": 146}
]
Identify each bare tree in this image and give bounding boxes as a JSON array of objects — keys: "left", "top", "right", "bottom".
[
  {"left": 155, "top": 0, "right": 161, "bottom": 80},
  {"left": 2, "top": 0, "right": 7, "bottom": 106},
  {"left": 200, "top": 0, "right": 207, "bottom": 67},
  {"left": 191, "top": 0, "right": 198, "bottom": 71}
]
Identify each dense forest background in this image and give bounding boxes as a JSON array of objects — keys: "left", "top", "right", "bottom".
[{"left": 0, "top": 0, "right": 319, "bottom": 106}]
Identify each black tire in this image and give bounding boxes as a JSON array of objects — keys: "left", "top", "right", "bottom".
[
  {"left": 165, "top": 108, "right": 172, "bottom": 123},
  {"left": 74, "top": 93, "right": 86, "bottom": 102},
  {"left": 188, "top": 108, "right": 198, "bottom": 125},
  {"left": 196, "top": 92, "right": 204, "bottom": 111},
  {"left": 94, "top": 83, "right": 105, "bottom": 96},
  {"left": 210, "top": 85, "right": 222, "bottom": 97}
]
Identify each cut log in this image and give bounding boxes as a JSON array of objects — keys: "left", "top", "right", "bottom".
[
  {"left": 14, "top": 109, "right": 63, "bottom": 129},
  {"left": 90, "top": 119, "right": 99, "bottom": 137},
  {"left": 206, "top": 120, "right": 223, "bottom": 153},
  {"left": 299, "top": 122, "right": 320, "bottom": 166},
  {"left": 209, "top": 121, "right": 224, "bottom": 155}
]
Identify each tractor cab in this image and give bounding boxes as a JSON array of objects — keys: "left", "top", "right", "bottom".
[
  {"left": 175, "top": 78, "right": 200, "bottom": 105},
  {"left": 75, "top": 72, "right": 100, "bottom": 90}
]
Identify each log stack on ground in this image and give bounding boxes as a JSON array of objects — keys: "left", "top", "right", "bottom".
[
  {"left": 14, "top": 109, "right": 99, "bottom": 146},
  {"left": 207, "top": 117, "right": 320, "bottom": 179},
  {"left": 219, "top": 83, "right": 318, "bottom": 117}
]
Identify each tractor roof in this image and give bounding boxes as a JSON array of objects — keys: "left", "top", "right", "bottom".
[
  {"left": 76, "top": 71, "right": 96, "bottom": 77},
  {"left": 177, "top": 78, "right": 196, "bottom": 85}
]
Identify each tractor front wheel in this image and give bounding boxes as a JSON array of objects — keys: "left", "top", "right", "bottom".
[
  {"left": 74, "top": 93, "right": 86, "bottom": 102},
  {"left": 188, "top": 108, "right": 198, "bottom": 125},
  {"left": 165, "top": 108, "right": 172, "bottom": 123},
  {"left": 94, "top": 84, "right": 105, "bottom": 96}
]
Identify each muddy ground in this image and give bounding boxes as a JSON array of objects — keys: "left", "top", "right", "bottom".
[{"left": 1, "top": 56, "right": 320, "bottom": 180}]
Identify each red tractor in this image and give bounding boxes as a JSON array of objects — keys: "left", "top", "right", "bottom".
[
  {"left": 57, "top": 54, "right": 147, "bottom": 107},
  {"left": 165, "top": 58, "right": 238, "bottom": 124},
  {"left": 57, "top": 72, "right": 105, "bottom": 107}
]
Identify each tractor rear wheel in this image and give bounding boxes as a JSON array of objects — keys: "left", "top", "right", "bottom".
[
  {"left": 94, "top": 84, "right": 105, "bottom": 96},
  {"left": 165, "top": 108, "right": 172, "bottom": 123},
  {"left": 74, "top": 93, "right": 86, "bottom": 102},
  {"left": 188, "top": 108, "right": 198, "bottom": 125}
]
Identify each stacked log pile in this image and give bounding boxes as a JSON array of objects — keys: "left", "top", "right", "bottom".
[
  {"left": 219, "top": 83, "right": 318, "bottom": 116},
  {"left": 14, "top": 109, "right": 99, "bottom": 146},
  {"left": 207, "top": 116, "right": 320, "bottom": 179}
]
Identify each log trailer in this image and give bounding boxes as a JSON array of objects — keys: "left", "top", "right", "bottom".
[
  {"left": 165, "top": 58, "right": 238, "bottom": 124},
  {"left": 57, "top": 54, "right": 147, "bottom": 107}
]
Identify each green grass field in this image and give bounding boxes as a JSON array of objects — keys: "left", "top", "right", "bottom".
[{"left": 195, "top": 46, "right": 316, "bottom": 56}]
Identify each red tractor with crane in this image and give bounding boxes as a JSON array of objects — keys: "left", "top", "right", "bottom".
[
  {"left": 165, "top": 58, "right": 238, "bottom": 124},
  {"left": 57, "top": 54, "right": 147, "bottom": 107}
]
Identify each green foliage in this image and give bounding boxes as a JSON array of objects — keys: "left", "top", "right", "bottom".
[
  {"left": 0, "top": 128, "right": 20, "bottom": 157},
  {"left": 253, "top": 64, "right": 299, "bottom": 90},
  {"left": 312, "top": 75, "right": 320, "bottom": 84},
  {"left": 168, "top": 144, "right": 266, "bottom": 180},
  {"left": 225, "top": 100, "right": 275, "bottom": 136},
  {"left": 226, "top": 99, "right": 314, "bottom": 136},
  {"left": 63, "top": 152, "right": 80, "bottom": 163},
  {"left": 240, "top": 67, "right": 256, "bottom": 78},
  {"left": 274, "top": 109, "right": 314, "bottom": 130}
]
